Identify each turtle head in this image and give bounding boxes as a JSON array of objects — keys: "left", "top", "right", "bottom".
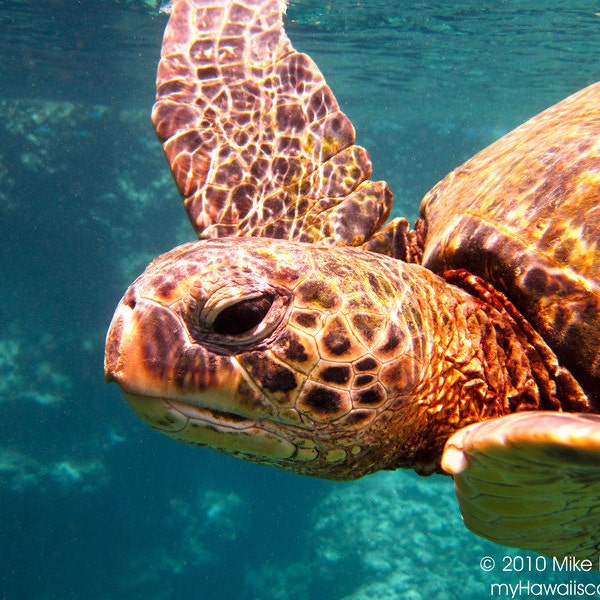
[{"left": 105, "top": 238, "right": 445, "bottom": 479}]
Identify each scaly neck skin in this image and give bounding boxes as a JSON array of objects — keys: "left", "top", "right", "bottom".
[{"left": 384, "top": 270, "right": 590, "bottom": 475}]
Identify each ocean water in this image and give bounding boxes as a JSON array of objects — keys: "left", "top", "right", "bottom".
[{"left": 0, "top": 1, "right": 599, "bottom": 599}]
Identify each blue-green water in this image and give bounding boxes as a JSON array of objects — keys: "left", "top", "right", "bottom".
[{"left": 1, "top": 1, "right": 599, "bottom": 598}]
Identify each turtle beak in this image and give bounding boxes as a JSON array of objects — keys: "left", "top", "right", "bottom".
[
  {"left": 104, "top": 286, "right": 174, "bottom": 395},
  {"left": 104, "top": 290, "right": 134, "bottom": 386}
]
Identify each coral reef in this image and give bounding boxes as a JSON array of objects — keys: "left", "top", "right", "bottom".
[
  {"left": 0, "top": 336, "right": 71, "bottom": 407},
  {"left": 245, "top": 470, "right": 495, "bottom": 599},
  {"left": 0, "top": 448, "right": 108, "bottom": 493},
  {"left": 123, "top": 487, "right": 247, "bottom": 591}
]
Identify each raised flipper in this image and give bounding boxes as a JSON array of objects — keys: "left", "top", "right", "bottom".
[
  {"left": 442, "top": 411, "right": 600, "bottom": 559},
  {"left": 152, "top": 0, "right": 409, "bottom": 256}
]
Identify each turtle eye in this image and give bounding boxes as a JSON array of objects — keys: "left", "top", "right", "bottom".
[
  {"left": 192, "top": 285, "right": 290, "bottom": 348},
  {"left": 212, "top": 294, "right": 275, "bottom": 336}
]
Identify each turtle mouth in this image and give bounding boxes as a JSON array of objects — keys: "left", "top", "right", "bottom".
[
  {"left": 171, "top": 398, "right": 259, "bottom": 432},
  {"left": 123, "top": 392, "right": 305, "bottom": 461},
  {"left": 124, "top": 391, "right": 259, "bottom": 433}
]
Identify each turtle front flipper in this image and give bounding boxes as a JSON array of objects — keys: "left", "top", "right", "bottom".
[
  {"left": 152, "top": 0, "right": 406, "bottom": 251},
  {"left": 442, "top": 411, "right": 600, "bottom": 559}
]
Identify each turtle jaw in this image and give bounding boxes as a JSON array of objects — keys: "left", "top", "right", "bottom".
[{"left": 122, "top": 392, "right": 302, "bottom": 461}]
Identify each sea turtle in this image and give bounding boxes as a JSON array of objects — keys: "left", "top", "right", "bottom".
[{"left": 105, "top": 0, "right": 600, "bottom": 558}]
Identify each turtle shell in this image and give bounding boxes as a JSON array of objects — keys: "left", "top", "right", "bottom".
[{"left": 419, "top": 82, "right": 600, "bottom": 404}]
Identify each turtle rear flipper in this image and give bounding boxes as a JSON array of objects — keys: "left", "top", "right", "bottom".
[{"left": 442, "top": 411, "right": 600, "bottom": 559}]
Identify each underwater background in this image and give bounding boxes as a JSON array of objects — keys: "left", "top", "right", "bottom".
[{"left": 1, "top": 0, "right": 599, "bottom": 598}]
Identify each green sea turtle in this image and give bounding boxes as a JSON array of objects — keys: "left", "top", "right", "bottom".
[{"left": 105, "top": 0, "right": 600, "bottom": 558}]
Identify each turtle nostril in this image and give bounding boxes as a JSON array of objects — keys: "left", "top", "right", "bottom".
[{"left": 122, "top": 289, "right": 137, "bottom": 310}]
